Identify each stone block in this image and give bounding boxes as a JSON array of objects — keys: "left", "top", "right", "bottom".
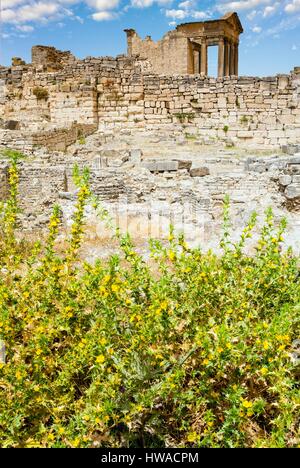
[
  {"left": 141, "top": 160, "right": 179, "bottom": 172},
  {"left": 189, "top": 166, "right": 210, "bottom": 177},
  {"left": 3, "top": 120, "right": 20, "bottom": 130},
  {"left": 285, "top": 184, "right": 300, "bottom": 199},
  {"left": 289, "top": 165, "right": 300, "bottom": 174},
  {"left": 175, "top": 160, "right": 192, "bottom": 170},
  {"left": 279, "top": 174, "right": 292, "bottom": 186},
  {"left": 130, "top": 149, "right": 142, "bottom": 164},
  {"left": 282, "top": 144, "right": 300, "bottom": 155}
]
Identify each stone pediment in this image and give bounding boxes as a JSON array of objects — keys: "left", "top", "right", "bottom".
[{"left": 221, "top": 12, "right": 244, "bottom": 34}]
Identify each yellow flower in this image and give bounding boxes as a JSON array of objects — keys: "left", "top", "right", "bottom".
[
  {"left": 263, "top": 341, "right": 270, "bottom": 350},
  {"left": 242, "top": 400, "right": 253, "bottom": 409},
  {"left": 260, "top": 367, "right": 268, "bottom": 376},
  {"left": 99, "top": 286, "right": 108, "bottom": 297},
  {"left": 102, "top": 274, "right": 110, "bottom": 284},
  {"left": 168, "top": 250, "right": 176, "bottom": 261},
  {"left": 111, "top": 284, "right": 120, "bottom": 293},
  {"left": 100, "top": 337, "right": 107, "bottom": 346},
  {"left": 57, "top": 427, "right": 65, "bottom": 435},
  {"left": 187, "top": 431, "right": 198, "bottom": 443},
  {"left": 96, "top": 354, "right": 105, "bottom": 364},
  {"left": 72, "top": 438, "right": 80, "bottom": 447}
]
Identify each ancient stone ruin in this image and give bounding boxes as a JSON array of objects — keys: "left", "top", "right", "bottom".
[
  {"left": 0, "top": 13, "right": 299, "bottom": 257},
  {"left": 125, "top": 12, "right": 243, "bottom": 76}
]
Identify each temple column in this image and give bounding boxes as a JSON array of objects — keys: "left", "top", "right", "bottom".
[
  {"left": 218, "top": 38, "right": 225, "bottom": 77},
  {"left": 224, "top": 40, "right": 230, "bottom": 76},
  {"left": 193, "top": 49, "right": 200, "bottom": 74},
  {"left": 200, "top": 40, "right": 207, "bottom": 76},
  {"left": 234, "top": 43, "right": 239, "bottom": 75},
  {"left": 230, "top": 42, "right": 235, "bottom": 76}
]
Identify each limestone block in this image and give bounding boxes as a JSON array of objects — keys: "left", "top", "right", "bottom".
[
  {"left": 289, "top": 164, "right": 300, "bottom": 175},
  {"left": 237, "top": 131, "right": 254, "bottom": 139},
  {"left": 130, "top": 149, "right": 142, "bottom": 164},
  {"left": 217, "top": 97, "right": 227, "bottom": 108},
  {"left": 189, "top": 167, "right": 210, "bottom": 177},
  {"left": 141, "top": 160, "right": 179, "bottom": 172},
  {"left": 279, "top": 175, "right": 292, "bottom": 186},
  {"left": 175, "top": 160, "right": 192, "bottom": 170},
  {"left": 285, "top": 184, "right": 300, "bottom": 199}
]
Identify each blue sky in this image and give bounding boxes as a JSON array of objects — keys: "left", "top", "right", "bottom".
[{"left": 1, "top": 0, "right": 300, "bottom": 75}]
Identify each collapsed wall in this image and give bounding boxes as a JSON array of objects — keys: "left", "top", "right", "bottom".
[{"left": 0, "top": 46, "right": 299, "bottom": 147}]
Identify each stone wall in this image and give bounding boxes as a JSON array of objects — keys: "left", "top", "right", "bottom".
[
  {"left": 125, "top": 29, "right": 188, "bottom": 75},
  {"left": 0, "top": 50, "right": 299, "bottom": 148},
  {"left": 31, "top": 123, "right": 98, "bottom": 151},
  {"left": 31, "top": 46, "right": 76, "bottom": 70},
  {"left": 0, "top": 123, "right": 97, "bottom": 153}
]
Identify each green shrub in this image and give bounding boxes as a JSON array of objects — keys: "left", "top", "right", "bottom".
[
  {"left": 78, "top": 136, "right": 86, "bottom": 145},
  {"left": 174, "top": 112, "right": 195, "bottom": 124},
  {"left": 32, "top": 87, "right": 49, "bottom": 100},
  {"left": 240, "top": 115, "right": 248, "bottom": 125},
  {"left": 223, "top": 125, "right": 229, "bottom": 134},
  {"left": 0, "top": 159, "right": 299, "bottom": 448}
]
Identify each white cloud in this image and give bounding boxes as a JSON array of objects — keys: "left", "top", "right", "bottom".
[
  {"left": 86, "top": 0, "right": 119, "bottom": 10},
  {"left": 263, "top": 2, "right": 279, "bottom": 16},
  {"left": 165, "top": 9, "right": 187, "bottom": 19},
  {"left": 2, "top": 2, "right": 63, "bottom": 24},
  {"left": 130, "top": 0, "right": 171, "bottom": 7},
  {"left": 247, "top": 9, "right": 257, "bottom": 20},
  {"left": 165, "top": 1, "right": 209, "bottom": 21},
  {"left": 1, "top": 0, "right": 297, "bottom": 38},
  {"left": 168, "top": 20, "right": 177, "bottom": 26},
  {"left": 16, "top": 24, "right": 35, "bottom": 32},
  {"left": 91, "top": 11, "right": 118, "bottom": 20},
  {"left": 217, "top": 0, "right": 272, "bottom": 12},
  {"left": 285, "top": 0, "right": 300, "bottom": 13},
  {"left": 178, "top": 0, "right": 194, "bottom": 8},
  {"left": 192, "top": 11, "right": 208, "bottom": 19},
  {"left": 252, "top": 25, "right": 262, "bottom": 33},
  {"left": 292, "top": 44, "right": 298, "bottom": 50}
]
